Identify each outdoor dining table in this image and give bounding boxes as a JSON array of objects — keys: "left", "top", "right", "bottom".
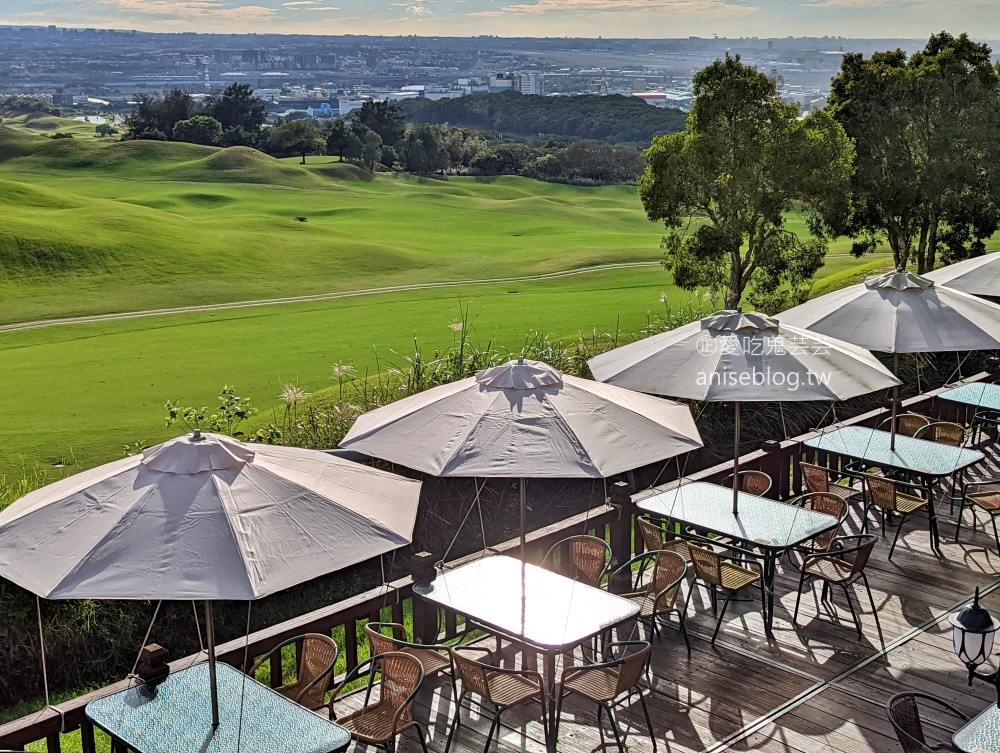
[
  {"left": 803, "top": 426, "right": 985, "bottom": 550},
  {"left": 940, "top": 382, "right": 1000, "bottom": 443},
  {"left": 953, "top": 703, "right": 1000, "bottom": 752},
  {"left": 412, "top": 554, "right": 640, "bottom": 753},
  {"left": 86, "top": 661, "right": 351, "bottom": 753},
  {"left": 634, "top": 481, "right": 839, "bottom": 633}
]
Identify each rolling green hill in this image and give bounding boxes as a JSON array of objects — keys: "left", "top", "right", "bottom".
[{"left": 0, "top": 128, "right": 911, "bottom": 479}]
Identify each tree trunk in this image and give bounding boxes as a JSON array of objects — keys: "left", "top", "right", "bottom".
[
  {"left": 300, "top": 153, "right": 307, "bottom": 165},
  {"left": 915, "top": 221, "right": 930, "bottom": 275},
  {"left": 887, "top": 224, "right": 905, "bottom": 268},
  {"left": 727, "top": 250, "right": 743, "bottom": 310},
  {"left": 925, "top": 214, "right": 940, "bottom": 274}
]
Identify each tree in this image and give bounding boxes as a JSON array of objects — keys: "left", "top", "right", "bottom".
[
  {"left": 124, "top": 88, "right": 194, "bottom": 140},
  {"left": 342, "top": 131, "right": 364, "bottom": 162},
  {"left": 828, "top": 33, "right": 1000, "bottom": 273},
  {"left": 208, "top": 83, "right": 266, "bottom": 134},
  {"left": 95, "top": 123, "right": 118, "bottom": 138},
  {"left": 172, "top": 115, "right": 223, "bottom": 146},
  {"left": 361, "top": 129, "right": 383, "bottom": 171},
  {"left": 401, "top": 125, "right": 449, "bottom": 174},
  {"left": 325, "top": 119, "right": 350, "bottom": 160},
  {"left": 355, "top": 100, "right": 406, "bottom": 147},
  {"left": 266, "top": 120, "right": 324, "bottom": 164},
  {"left": 639, "top": 55, "right": 853, "bottom": 311}
]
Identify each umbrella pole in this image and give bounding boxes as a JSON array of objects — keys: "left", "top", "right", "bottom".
[
  {"left": 891, "top": 353, "right": 899, "bottom": 451},
  {"left": 733, "top": 403, "right": 741, "bottom": 516},
  {"left": 205, "top": 601, "right": 220, "bottom": 729},
  {"left": 519, "top": 477, "right": 527, "bottom": 561}
]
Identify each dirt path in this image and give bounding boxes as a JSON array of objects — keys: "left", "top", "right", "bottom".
[{"left": 0, "top": 262, "right": 660, "bottom": 333}]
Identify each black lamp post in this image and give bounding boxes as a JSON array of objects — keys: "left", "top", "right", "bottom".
[{"left": 951, "top": 588, "right": 1000, "bottom": 707}]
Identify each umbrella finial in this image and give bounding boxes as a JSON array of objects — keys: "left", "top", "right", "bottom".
[
  {"left": 192, "top": 429, "right": 203, "bottom": 441},
  {"left": 517, "top": 356, "right": 525, "bottom": 365}
]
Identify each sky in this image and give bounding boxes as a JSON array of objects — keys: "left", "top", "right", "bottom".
[{"left": 0, "top": 0, "right": 997, "bottom": 40}]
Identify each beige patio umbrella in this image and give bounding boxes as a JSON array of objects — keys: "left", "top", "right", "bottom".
[
  {"left": 0, "top": 432, "right": 422, "bottom": 730},
  {"left": 779, "top": 267, "right": 1000, "bottom": 447},
  {"left": 588, "top": 309, "right": 901, "bottom": 513},
  {"left": 925, "top": 254, "right": 1000, "bottom": 298},
  {"left": 340, "top": 358, "right": 704, "bottom": 556}
]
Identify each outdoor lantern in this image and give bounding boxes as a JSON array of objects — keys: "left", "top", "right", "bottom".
[{"left": 950, "top": 588, "right": 1000, "bottom": 707}]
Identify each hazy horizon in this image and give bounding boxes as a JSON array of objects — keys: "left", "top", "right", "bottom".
[{"left": 1, "top": 1, "right": 997, "bottom": 42}]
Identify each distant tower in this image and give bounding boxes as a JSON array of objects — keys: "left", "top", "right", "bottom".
[
  {"left": 204, "top": 66, "right": 211, "bottom": 91},
  {"left": 599, "top": 78, "right": 608, "bottom": 96}
]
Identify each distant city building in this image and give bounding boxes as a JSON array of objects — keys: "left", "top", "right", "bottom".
[
  {"left": 514, "top": 72, "right": 542, "bottom": 95},
  {"left": 338, "top": 97, "right": 365, "bottom": 116},
  {"left": 488, "top": 73, "right": 514, "bottom": 93},
  {"left": 632, "top": 90, "right": 694, "bottom": 110}
]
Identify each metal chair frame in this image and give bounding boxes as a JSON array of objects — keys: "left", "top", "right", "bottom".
[
  {"left": 364, "top": 621, "right": 457, "bottom": 702},
  {"left": 792, "top": 534, "right": 881, "bottom": 642},
  {"left": 555, "top": 641, "right": 656, "bottom": 753},
  {"left": 541, "top": 534, "right": 613, "bottom": 588},
  {"left": 607, "top": 550, "right": 690, "bottom": 651},
  {"left": 683, "top": 541, "right": 765, "bottom": 644},
  {"left": 445, "top": 646, "right": 548, "bottom": 753},
  {"left": 248, "top": 633, "right": 339, "bottom": 711},
  {"left": 329, "top": 651, "right": 429, "bottom": 753},
  {"left": 955, "top": 476, "right": 1000, "bottom": 555},
  {"left": 863, "top": 474, "right": 933, "bottom": 560},
  {"left": 885, "top": 691, "right": 969, "bottom": 753}
]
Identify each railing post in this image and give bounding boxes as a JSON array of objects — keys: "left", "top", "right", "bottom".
[
  {"left": 760, "top": 440, "right": 783, "bottom": 499},
  {"left": 608, "top": 481, "right": 634, "bottom": 568},
  {"left": 410, "top": 552, "right": 438, "bottom": 644}
]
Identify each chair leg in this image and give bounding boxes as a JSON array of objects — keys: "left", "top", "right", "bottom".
[
  {"left": 682, "top": 579, "right": 697, "bottom": 621},
  {"left": 602, "top": 702, "right": 627, "bottom": 753},
  {"left": 841, "top": 584, "right": 862, "bottom": 637},
  {"left": 887, "top": 515, "right": 906, "bottom": 561},
  {"left": 554, "top": 689, "right": 566, "bottom": 742},
  {"left": 639, "top": 690, "right": 657, "bottom": 752},
  {"left": 955, "top": 501, "right": 966, "bottom": 543},
  {"left": 483, "top": 708, "right": 502, "bottom": 753},
  {"left": 677, "top": 610, "right": 691, "bottom": 653},
  {"left": 711, "top": 591, "right": 733, "bottom": 644},
  {"left": 792, "top": 570, "right": 806, "bottom": 626},
  {"left": 862, "top": 574, "right": 883, "bottom": 647},
  {"left": 412, "top": 722, "right": 430, "bottom": 753},
  {"left": 444, "top": 691, "right": 467, "bottom": 753}
]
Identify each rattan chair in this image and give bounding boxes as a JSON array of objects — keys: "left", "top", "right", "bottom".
[
  {"left": 555, "top": 641, "right": 656, "bottom": 753},
  {"left": 877, "top": 412, "right": 931, "bottom": 438},
  {"left": 446, "top": 646, "right": 547, "bottom": 753},
  {"left": 683, "top": 542, "right": 764, "bottom": 644},
  {"left": 864, "top": 474, "right": 932, "bottom": 560},
  {"left": 792, "top": 534, "right": 881, "bottom": 641},
  {"left": 364, "top": 622, "right": 455, "bottom": 699},
  {"left": 885, "top": 692, "right": 969, "bottom": 752},
  {"left": 917, "top": 420, "right": 971, "bottom": 512},
  {"left": 248, "top": 633, "right": 338, "bottom": 711},
  {"left": 720, "top": 470, "right": 772, "bottom": 497},
  {"left": 792, "top": 492, "right": 849, "bottom": 555},
  {"left": 636, "top": 515, "right": 691, "bottom": 563},
  {"left": 956, "top": 477, "right": 1000, "bottom": 555},
  {"left": 800, "top": 462, "right": 864, "bottom": 506},
  {"left": 542, "top": 534, "right": 612, "bottom": 588},
  {"left": 330, "top": 651, "right": 428, "bottom": 753},
  {"left": 608, "top": 550, "right": 689, "bottom": 650}
]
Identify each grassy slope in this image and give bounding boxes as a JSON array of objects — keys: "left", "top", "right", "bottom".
[{"left": 0, "top": 129, "right": 667, "bottom": 323}]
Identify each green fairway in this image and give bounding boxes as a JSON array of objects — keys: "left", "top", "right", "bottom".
[{"left": 0, "top": 127, "right": 924, "bottom": 478}]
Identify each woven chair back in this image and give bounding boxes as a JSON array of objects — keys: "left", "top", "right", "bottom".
[
  {"left": 687, "top": 544, "right": 723, "bottom": 587},
  {"left": 800, "top": 462, "right": 831, "bottom": 494},
  {"left": 637, "top": 516, "right": 665, "bottom": 552},
  {"left": 919, "top": 421, "right": 964, "bottom": 447},
  {"left": 295, "top": 634, "right": 339, "bottom": 709},
  {"left": 887, "top": 694, "right": 926, "bottom": 753},
  {"left": 722, "top": 470, "right": 772, "bottom": 497},
  {"left": 451, "top": 650, "right": 492, "bottom": 701},
  {"left": 378, "top": 652, "right": 421, "bottom": 728},
  {"left": 649, "top": 550, "right": 685, "bottom": 608},
  {"left": 800, "top": 493, "right": 846, "bottom": 552},
  {"left": 614, "top": 643, "right": 651, "bottom": 697},
  {"left": 364, "top": 623, "right": 400, "bottom": 657},
  {"left": 866, "top": 475, "right": 900, "bottom": 513}
]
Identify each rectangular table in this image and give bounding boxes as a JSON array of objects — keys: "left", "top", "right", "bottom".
[
  {"left": 86, "top": 661, "right": 351, "bottom": 753},
  {"left": 413, "top": 554, "right": 640, "bottom": 752},
  {"left": 804, "top": 426, "right": 985, "bottom": 549},
  {"left": 940, "top": 382, "right": 1000, "bottom": 414},
  {"left": 634, "top": 481, "right": 839, "bottom": 632},
  {"left": 953, "top": 702, "right": 1000, "bottom": 752}
]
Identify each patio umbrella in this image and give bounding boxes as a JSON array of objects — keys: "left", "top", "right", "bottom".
[
  {"left": 0, "top": 431, "right": 422, "bottom": 729},
  {"left": 588, "top": 309, "right": 901, "bottom": 514},
  {"left": 779, "top": 267, "right": 1000, "bottom": 446},
  {"left": 925, "top": 254, "right": 1000, "bottom": 298},
  {"left": 339, "top": 357, "right": 704, "bottom": 556}
]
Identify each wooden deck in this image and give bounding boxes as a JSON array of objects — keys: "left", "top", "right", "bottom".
[{"left": 338, "top": 442, "right": 1000, "bottom": 753}]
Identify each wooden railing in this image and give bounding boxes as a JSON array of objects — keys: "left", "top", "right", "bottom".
[{"left": 2, "top": 370, "right": 996, "bottom": 752}]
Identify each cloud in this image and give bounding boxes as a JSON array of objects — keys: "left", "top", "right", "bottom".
[
  {"left": 485, "top": 0, "right": 756, "bottom": 16},
  {"left": 87, "top": 0, "right": 277, "bottom": 22}
]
